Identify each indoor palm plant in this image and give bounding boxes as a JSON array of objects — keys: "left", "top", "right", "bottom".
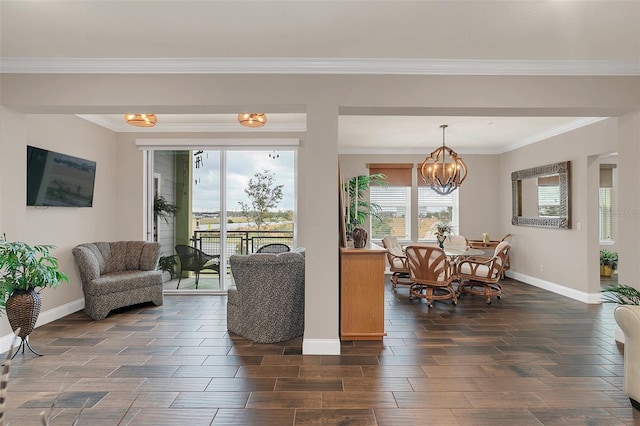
[
  {"left": 343, "top": 173, "right": 388, "bottom": 238},
  {"left": 154, "top": 194, "right": 179, "bottom": 224},
  {"left": 0, "top": 240, "right": 68, "bottom": 352},
  {"left": 601, "top": 283, "right": 640, "bottom": 305}
]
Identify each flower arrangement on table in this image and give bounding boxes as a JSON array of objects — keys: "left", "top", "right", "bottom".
[{"left": 430, "top": 222, "right": 454, "bottom": 249}]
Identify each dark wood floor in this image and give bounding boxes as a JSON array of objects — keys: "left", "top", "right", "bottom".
[{"left": 4, "top": 278, "right": 639, "bottom": 425}]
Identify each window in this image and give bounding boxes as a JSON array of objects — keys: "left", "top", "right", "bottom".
[
  {"left": 368, "top": 164, "right": 412, "bottom": 241},
  {"left": 599, "top": 187, "right": 613, "bottom": 241},
  {"left": 418, "top": 187, "right": 455, "bottom": 240},
  {"left": 367, "top": 163, "right": 459, "bottom": 242},
  {"left": 370, "top": 186, "right": 410, "bottom": 240},
  {"left": 149, "top": 147, "right": 297, "bottom": 293},
  {"left": 599, "top": 164, "right": 615, "bottom": 242}
]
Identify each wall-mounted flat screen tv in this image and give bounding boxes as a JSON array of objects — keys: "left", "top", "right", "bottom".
[{"left": 26, "top": 146, "right": 97, "bottom": 207}]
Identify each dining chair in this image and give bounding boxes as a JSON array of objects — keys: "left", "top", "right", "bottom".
[
  {"left": 443, "top": 235, "right": 469, "bottom": 264},
  {"left": 382, "top": 236, "right": 411, "bottom": 289},
  {"left": 405, "top": 245, "right": 458, "bottom": 308},
  {"left": 457, "top": 241, "right": 511, "bottom": 304},
  {"left": 499, "top": 234, "right": 512, "bottom": 278},
  {"left": 175, "top": 245, "right": 220, "bottom": 289},
  {"left": 443, "top": 235, "right": 469, "bottom": 250},
  {"left": 256, "top": 243, "right": 291, "bottom": 254}
]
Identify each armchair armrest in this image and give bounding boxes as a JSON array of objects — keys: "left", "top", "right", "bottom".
[
  {"left": 457, "top": 255, "right": 495, "bottom": 278},
  {"left": 72, "top": 246, "right": 101, "bottom": 283},
  {"left": 139, "top": 242, "right": 162, "bottom": 271}
]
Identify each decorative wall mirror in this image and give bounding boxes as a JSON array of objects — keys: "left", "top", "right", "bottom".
[{"left": 512, "top": 161, "right": 571, "bottom": 229}]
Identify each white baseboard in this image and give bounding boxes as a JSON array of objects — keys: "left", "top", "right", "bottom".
[
  {"left": 302, "top": 338, "right": 341, "bottom": 355},
  {"left": 507, "top": 271, "right": 601, "bottom": 304},
  {"left": 0, "top": 298, "right": 85, "bottom": 354},
  {"left": 35, "top": 298, "right": 85, "bottom": 328}
]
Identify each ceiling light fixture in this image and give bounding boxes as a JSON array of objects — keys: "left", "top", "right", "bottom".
[
  {"left": 238, "top": 113, "right": 267, "bottom": 128},
  {"left": 419, "top": 124, "right": 468, "bottom": 195},
  {"left": 124, "top": 114, "right": 157, "bottom": 127}
]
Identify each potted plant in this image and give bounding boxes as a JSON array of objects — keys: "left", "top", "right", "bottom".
[
  {"left": 0, "top": 241, "right": 69, "bottom": 355},
  {"left": 343, "top": 173, "right": 388, "bottom": 239},
  {"left": 159, "top": 254, "right": 178, "bottom": 280},
  {"left": 600, "top": 249, "right": 618, "bottom": 277},
  {"left": 430, "top": 222, "right": 454, "bottom": 249},
  {"left": 153, "top": 193, "right": 178, "bottom": 242},
  {"left": 154, "top": 194, "right": 178, "bottom": 224},
  {"left": 602, "top": 284, "right": 640, "bottom": 305}
]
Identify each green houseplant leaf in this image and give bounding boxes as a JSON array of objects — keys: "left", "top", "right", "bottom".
[
  {"left": 601, "top": 284, "right": 640, "bottom": 305},
  {"left": 0, "top": 241, "right": 69, "bottom": 312},
  {"left": 600, "top": 249, "right": 618, "bottom": 270},
  {"left": 154, "top": 194, "right": 179, "bottom": 224},
  {"left": 343, "top": 173, "right": 388, "bottom": 235}
]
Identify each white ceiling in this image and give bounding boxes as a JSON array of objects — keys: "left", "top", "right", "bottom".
[
  {"left": 3, "top": 1, "right": 636, "bottom": 153},
  {"left": 2, "top": 1, "right": 637, "bottom": 60}
]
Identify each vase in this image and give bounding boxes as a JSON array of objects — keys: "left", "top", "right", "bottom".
[
  {"left": 6, "top": 288, "right": 41, "bottom": 338},
  {"left": 437, "top": 235, "right": 446, "bottom": 249},
  {"left": 352, "top": 227, "right": 368, "bottom": 248}
]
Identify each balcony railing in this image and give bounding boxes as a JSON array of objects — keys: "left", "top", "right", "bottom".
[{"left": 191, "top": 230, "right": 294, "bottom": 256}]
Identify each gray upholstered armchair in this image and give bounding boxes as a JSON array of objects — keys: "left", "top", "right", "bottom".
[
  {"left": 72, "top": 241, "right": 163, "bottom": 320},
  {"left": 228, "top": 249, "right": 305, "bottom": 343}
]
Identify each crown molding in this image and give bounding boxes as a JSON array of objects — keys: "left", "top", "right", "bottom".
[
  {"left": 503, "top": 117, "right": 609, "bottom": 153},
  {"left": 3, "top": 58, "right": 639, "bottom": 76},
  {"left": 339, "top": 117, "right": 609, "bottom": 155}
]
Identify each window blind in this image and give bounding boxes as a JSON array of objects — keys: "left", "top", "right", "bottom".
[{"left": 368, "top": 163, "right": 412, "bottom": 186}]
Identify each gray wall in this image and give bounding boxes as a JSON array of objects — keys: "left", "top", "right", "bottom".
[{"left": 1, "top": 73, "right": 639, "bottom": 353}]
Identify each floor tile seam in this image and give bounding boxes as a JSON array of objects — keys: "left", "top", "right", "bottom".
[
  {"left": 461, "top": 389, "right": 545, "bottom": 408},
  {"left": 529, "top": 391, "right": 628, "bottom": 409},
  {"left": 602, "top": 406, "right": 639, "bottom": 422},
  {"left": 489, "top": 344, "right": 557, "bottom": 364},
  {"left": 448, "top": 407, "right": 541, "bottom": 425},
  {"left": 594, "top": 344, "right": 623, "bottom": 355},
  {"left": 467, "top": 376, "right": 552, "bottom": 392}
]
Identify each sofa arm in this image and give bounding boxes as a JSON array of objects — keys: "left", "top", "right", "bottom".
[
  {"left": 615, "top": 305, "right": 640, "bottom": 407},
  {"left": 616, "top": 305, "right": 640, "bottom": 339},
  {"left": 139, "top": 242, "right": 162, "bottom": 271},
  {"left": 72, "top": 246, "right": 101, "bottom": 284}
]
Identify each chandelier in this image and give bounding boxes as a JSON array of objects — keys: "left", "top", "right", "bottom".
[
  {"left": 419, "top": 124, "right": 468, "bottom": 195},
  {"left": 238, "top": 113, "right": 267, "bottom": 128},
  {"left": 124, "top": 113, "right": 157, "bottom": 127}
]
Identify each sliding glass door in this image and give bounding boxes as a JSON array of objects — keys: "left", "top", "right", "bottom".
[{"left": 152, "top": 148, "right": 296, "bottom": 294}]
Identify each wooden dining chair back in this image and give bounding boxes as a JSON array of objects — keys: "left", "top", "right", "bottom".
[
  {"left": 457, "top": 241, "right": 511, "bottom": 304},
  {"left": 499, "top": 234, "right": 512, "bottom": 277},
  {"left": 443, "top": 235, "right": 469, "bottom": 264},
  {"left": 405, "top": 245, "right": 458, "bottom": 308},
  {"left": 382, "top": 236, "right": 411, "bottom": 289},
  {"left": 443, "top": 235, "right": 469, "bottom": 250}
]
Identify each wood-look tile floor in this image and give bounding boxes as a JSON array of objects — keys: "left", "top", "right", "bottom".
[{"left": 5, "top": 278, "right": 640, "bottom": 425}]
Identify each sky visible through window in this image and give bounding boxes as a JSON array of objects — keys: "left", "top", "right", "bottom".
[{"left": 192, "top": 150, "right": 294, "bottom": 213}]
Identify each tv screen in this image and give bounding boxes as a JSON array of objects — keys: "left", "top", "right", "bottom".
[{"left": 26, "top": 146, "right": 97, "bottom": 207}]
